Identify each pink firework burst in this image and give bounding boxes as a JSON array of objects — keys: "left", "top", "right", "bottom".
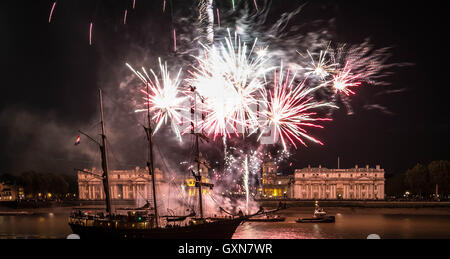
[
  {"left": 259, "top": 66, "right": 336, "bottom": 151},
  {"left": 332, "top": 62, "right": 362, "bottom": 96},
  {"left": 126, "top": 58, "right": 189, "bottom": 142},
  {"left": 187, "top": 31, "right": 269, "bottom": 140}
]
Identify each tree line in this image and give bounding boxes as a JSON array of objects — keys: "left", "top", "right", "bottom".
[
  {"left": 385, "top": 160, "right": 450, "bottom": 200},
  {"left": 0, "top": 171, "right": 78, "bottom": 199}
]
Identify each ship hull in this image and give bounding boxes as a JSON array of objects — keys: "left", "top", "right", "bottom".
[
  {"left": 246, "top": 217, "right": 285, "bottom": 222},
  {"left": 69, "top": 218, "right": 243, "bottom": 239},
  {"left": 296, "top": 216, "right": 335, "bottom": 223}
]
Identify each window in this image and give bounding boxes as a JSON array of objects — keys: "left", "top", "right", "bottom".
[
  {"left": 374, "top": 185, "right": 377, "bottom": 190},
  {"left": 303, "top": 174, "right": 305, "bottom": 177},
  {"left": 118, "top": 174, "right": 120, "bottom": 179},
  {"left": 338, "top": 174, "right": 341, "bottom": 177}
]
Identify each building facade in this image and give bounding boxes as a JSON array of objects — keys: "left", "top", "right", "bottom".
[
  {"left": 0, "top": 182, "right": 24, "bottom": 202},
  {"left": 259, "top": 153, "right": 294, "bottom": 199},
  {"left": 78, "top": 167, "right": 163, "bottom": 201},
  {"left": 293, "top": 165, "right": 385, "bottom": 200}
]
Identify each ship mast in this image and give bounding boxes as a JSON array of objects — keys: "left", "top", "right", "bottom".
[
  {"left": 191, "top": 88, "right": 214, "bottom": 219},
  {"left": 191, "top": 87, "right": 204, "bottom": 219},
  {"left": 145, "top": 83, "right": 159, "bottom": 228},
  {"left": 99, "top": 89, "right": 113, "bottom": 216},
  {"left": 195, "top": 132, "right": 204, "bottom": 219}
]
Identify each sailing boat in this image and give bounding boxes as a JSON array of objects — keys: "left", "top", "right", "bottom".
[{"left": 68, "top": 89, "right": 244, "bottom": 239}]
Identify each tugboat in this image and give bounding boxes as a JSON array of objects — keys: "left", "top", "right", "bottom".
[
  {"left": 296, "top": 201, "right": 335, "bottom": 223},
  {"left": 68, "top": 89, "right": 244, "bottom": 239}
]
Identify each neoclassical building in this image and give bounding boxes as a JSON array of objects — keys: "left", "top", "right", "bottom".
[
  {"left": 293, "top": 165, "right": 385, "bottom": 200},
  {"left": 78, "top": 167, "right": 163, "bottom": 201},
  {"left": 78, "top": 153, "right": 212, "bottom": 200}
]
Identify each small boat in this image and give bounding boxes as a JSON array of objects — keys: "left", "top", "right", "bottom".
[
  {"left": 296, "top": 201, "right": 335, "bottom": 223},
  {"left": 247, "top": 214, "right": 285, "bottom": 222}
]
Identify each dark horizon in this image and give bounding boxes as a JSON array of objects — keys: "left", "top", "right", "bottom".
[{"left": 1, "top": 0, "right": 449, "bottom": 176}]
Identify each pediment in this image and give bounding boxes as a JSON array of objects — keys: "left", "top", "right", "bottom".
[{"left": 132, "top": 176, "right": 150, "bottom": 183}]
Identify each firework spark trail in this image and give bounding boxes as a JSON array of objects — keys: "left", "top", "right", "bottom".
[
  {"left": 259, "top": 65, "right": 336, "bottom": 151},
  {"left": 173, "top": 29, "right": 177, "bottom": 52},
  {"left": 216, "top": 8, "right": 221, "bottom": 28},
  {"left": 332, "top": 62, "right": 362, "bottom": 96},
  {"left": 253, "top": 0, "right": 259, "bottom": 12},
  {"left": 48, "top": 1, "right": 57, "bottom": 23},
  {"left": 133, "top": 0, "right": 136, "bottom": 10},
  {"left": 124, "top": 9, "right": 128, "bottom": 25},
  {"left": 163, "top": 0, "right": 166, "bottom": 12},
  {"left": 89, "top": 22, "right": 93, "bottom": 46},
  {"left": 332, "top": 40, "right": 397, "bottom": 86},
  {"left": 126, "top": 58, "right": 189, "bottom": 142},
  {"left": 302, "top": 47, "right": 337, "bottom": 81},
  {"left": 188, "top": 30, "right": 271, "bottom": 139},
  {"left": 198, "top": 0, "right": 215, "bottom": 45},
  {"left": 243, "top": 155, "right": 249, "bottom": 214}
]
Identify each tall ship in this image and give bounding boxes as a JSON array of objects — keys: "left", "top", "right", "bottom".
[{"left": 68, "top": 89, "right": 246, "bottom": 239}]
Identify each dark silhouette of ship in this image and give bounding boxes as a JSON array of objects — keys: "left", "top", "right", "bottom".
[{"left": 68, "top": 89, "right": 245, "bottom": 239}]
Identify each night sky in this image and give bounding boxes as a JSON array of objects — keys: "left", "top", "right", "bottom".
[{"left": 1, "top": 0, "right": 449, "bottom": 176}]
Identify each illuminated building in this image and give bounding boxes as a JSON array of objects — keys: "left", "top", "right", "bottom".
[
  {"left": 259, "top": 153, "right": 294, "bottom": 199},
  {"left": 293, "top": 165, "right": 385, "bottom": 200},
  {"left": 77, "top": 167, "right": 164, "bottom": 201},
  {"left": 0, "top": 182, "right": 24, "bottom": 201}
]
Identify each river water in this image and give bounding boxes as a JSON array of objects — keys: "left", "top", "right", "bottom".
[{"left": 1, "top": 207, "right": 450, "bottom": 239}]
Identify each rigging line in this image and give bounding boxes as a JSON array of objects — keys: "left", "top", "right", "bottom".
[
  {"left": 101, "top": 90, "right": 144, "bottom": 127},
  {"left": 104, "top": 138, "right": 122, "bottom": 168},
  {"left": 153, "top": 142, "right": 174, "bottom": 205},
  {"left": 83, "top": 121, "right": 102, "bottom": 133},
  {"left": 153, "top": 142, "right": 189, "bottom": 205},
  {"left": 136, "top": 188, "right": 150, "bottom": 206},
  {"left": 104, "top": 138, "right": 137, "bottom": 170}
]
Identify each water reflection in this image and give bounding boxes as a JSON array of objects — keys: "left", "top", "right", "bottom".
[
  {"left": 233, "top": 207, "right": 450, "bottom": 239},
  {"left": 1, "top": 207, "right": 450, "bottom": 239}
]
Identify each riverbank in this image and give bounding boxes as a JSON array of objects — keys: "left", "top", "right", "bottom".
[{"left": 258, "top": 200, "right": 450, "bottom": 208}]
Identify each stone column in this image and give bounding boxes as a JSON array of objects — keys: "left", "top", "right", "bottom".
[
  {"left": 309, "top": 184, "right": 312, "bottom": 199},
  {"left": 358, "top": 184, "right": 361, "bottom": 199},
  {"left": 89, "top": 185, "right": 93, "bottom": 200},
  {"left": 320, "top": 184, "right": 323, "bottom": 199}
]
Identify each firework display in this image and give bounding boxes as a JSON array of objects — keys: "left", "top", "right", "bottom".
[
  {"left": 187, "top": 30, "right": 269, "bottom": 139},
  {"left": 126, "top": 58, "right": 188, "bottom": 142},
  {"left": 47, "top": 0, "right": 404, "bottom": 216},
  {"left": 259, "top": 66, "right": 336, "bottom": 151},
  {"left": 114, "top": 1, "right": 401, "bottom": 208}
]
